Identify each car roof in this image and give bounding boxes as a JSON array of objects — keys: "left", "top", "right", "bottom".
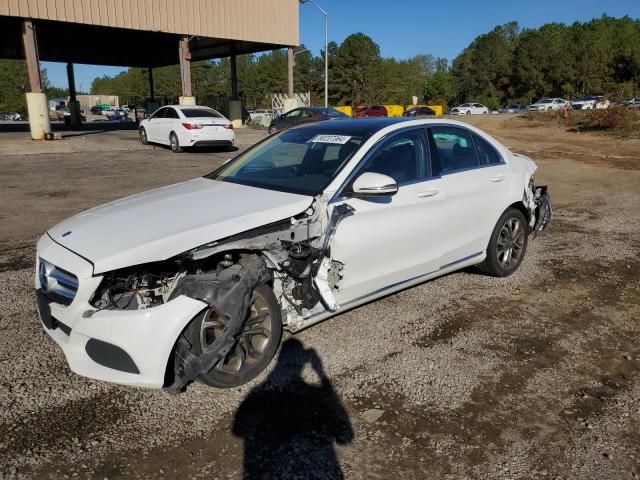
[
  {"left": 288, "top": 117, "right": 412, "bottom": 134},
  {"left": 165, "top": 105, "right": 214, "bottom": 110}
]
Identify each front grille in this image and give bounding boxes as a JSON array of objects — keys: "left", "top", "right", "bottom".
[{"left": 39, "top": 258, "right": 79, "bottom": 306}]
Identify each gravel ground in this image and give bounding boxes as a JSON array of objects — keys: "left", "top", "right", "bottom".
[{"left": 0, "top": 119, "right": 639, "bottom": 479}]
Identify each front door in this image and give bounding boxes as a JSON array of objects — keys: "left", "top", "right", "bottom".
[
  {"left": 146, "top": 107, "right": 166, "bottom": 142},
  {"left": 330, "top": 128, "right": 448, "bottom": 304}
]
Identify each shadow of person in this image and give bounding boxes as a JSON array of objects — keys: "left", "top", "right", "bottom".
[{"left": 233, "top": 338, "right": 353, "bottom": 479}]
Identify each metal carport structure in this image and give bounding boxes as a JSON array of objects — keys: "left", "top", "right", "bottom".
[{"left": 0, "top": 0, "right": 300, "bottom": 137}]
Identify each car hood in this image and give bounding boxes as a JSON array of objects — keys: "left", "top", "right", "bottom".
[{"left": 48, "top": 177, "right": 313, "bottom": 274}]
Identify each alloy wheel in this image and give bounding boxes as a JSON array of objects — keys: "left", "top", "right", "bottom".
[
  {"left": 496, "top": 217, "right": 525, "bottom": 269},
  {"left": 199, "top": 291, "right": 273, "bottom": 375}
]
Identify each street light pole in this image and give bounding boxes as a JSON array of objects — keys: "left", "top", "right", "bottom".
[{"left": 300, "top": 0, "right": 328, "bottom": 108}]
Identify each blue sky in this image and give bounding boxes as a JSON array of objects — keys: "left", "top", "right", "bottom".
[{"left": 44, "top": 0, "right": 640, "bottom": 89}]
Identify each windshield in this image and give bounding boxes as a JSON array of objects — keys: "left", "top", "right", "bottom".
[
  {"left": 181, "top": 108, "right": 223, "bottom": 118},
  {"left": 537, "top": 99, "right": 552, "bottom": 104},
  {"left": 459, "top": 103, "right": 472, "bottom": 108},
  {"left": 205, "top": 127, "right": 368, "bottom": 196},
  {"left": 578, "top": 96, "right": 599, "bottom": 101}
]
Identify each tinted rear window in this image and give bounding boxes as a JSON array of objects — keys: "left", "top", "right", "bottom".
[{"left": 181, "top": 108, "right": 223, "bottom": 118}]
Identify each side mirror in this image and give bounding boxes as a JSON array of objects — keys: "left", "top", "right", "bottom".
[
  {"left": 351, "top": 172, "right": 398, "bottom": 197},
  {"left": 144, "top": 114, "right": 151, "bottom": 119}
]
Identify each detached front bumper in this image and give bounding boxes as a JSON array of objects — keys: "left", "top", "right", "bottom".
[
  {"left": 531, "top": 186, "right": 552, "bottom": 238},
  {"left": 36, "top": 235, "right": 207, "bottom": 388}
]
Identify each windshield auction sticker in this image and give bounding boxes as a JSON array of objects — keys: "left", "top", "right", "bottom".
[{"left": 308, "top": 134, "right": 352, "bottom": 144}]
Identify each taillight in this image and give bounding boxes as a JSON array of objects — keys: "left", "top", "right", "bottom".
[
  {"left": 224, "top": 123, "right": 233, "bottom": 130},
  {"left": 182, "top": 123, "right": 203, "bottom": 130}
]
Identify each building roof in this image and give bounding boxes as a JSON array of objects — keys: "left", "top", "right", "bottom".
[{"left": 0, "top": 0, "right": 299, "bottom": 67}]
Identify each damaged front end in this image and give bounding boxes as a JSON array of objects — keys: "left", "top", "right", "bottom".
[{"left": 88, "top": 196, "right": 348, "bottom": 392}]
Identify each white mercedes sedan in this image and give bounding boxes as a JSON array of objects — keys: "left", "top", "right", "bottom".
[
  {"left": 35, "top": 118, "right": 552, "bottom": 392},
  {"left": 138, "top": 105, "right": 235, "bottom": 153}
]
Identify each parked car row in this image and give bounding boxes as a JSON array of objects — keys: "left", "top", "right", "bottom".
[{"left": 0, "top": 111, "right": 22, "bottom": 121}]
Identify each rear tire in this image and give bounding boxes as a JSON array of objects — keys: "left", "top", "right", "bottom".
[
  {"left": 169, "top": 132, "right": 182, "bottom": 153},
  {"left": 479, "top": 208, "right": 528, "bottom": 277},
  {"left": 181, "top": 284, "right": 283, "bottom": 388}
]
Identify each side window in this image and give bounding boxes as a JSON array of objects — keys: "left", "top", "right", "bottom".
[
  {"left": 473, "top": 134, "right": 503, "bottom": 166},
  {"left": 285, "top": 109, "right": 301, "bottom": 118},
  {"left": 165, "top": 108, "right": 179, "bottom": 119},
  {"left": 356, "top": 130, "right": 427, "bottom": 185},
  {"left": 301, "top": 109, "right": 314, "bottom": 119},
  {"left": 429, "top": 126, "right": 479, "bottom": 175},
  {"left": 150, "top": 108, "right": 165, "bottom": 120}
]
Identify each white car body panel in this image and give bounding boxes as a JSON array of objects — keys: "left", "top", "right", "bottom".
[
  {"left": 36, "top": 118, "right": 543, "bottom": 389},
  {"left": 48, "top": 178, "right": 313, "bottom": 274},
  {"left": 36, "top": 236, "right": 207, "bottom": 388}
]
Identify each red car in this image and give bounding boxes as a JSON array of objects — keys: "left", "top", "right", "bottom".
[{"left": 353, "top": 105, "right": 388, "bottom": 118}]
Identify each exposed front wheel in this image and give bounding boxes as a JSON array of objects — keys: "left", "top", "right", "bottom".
[
  {"left": 139, "top": 127, "right": 148, "bottom": 145},
  {"left": 479, "top": 208, "right": 528, "bottom": 277},
  {"left": 182, "top": 284, "right": 283, "bottom": 388},
  {"left": 169, "top": 132, "right": 183, "bottom": 153}
]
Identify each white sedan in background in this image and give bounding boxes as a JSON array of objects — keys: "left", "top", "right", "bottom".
[
  {"left": 36, "top": 118, "right": 551, "bottom": 392},
  {"left": 139, "top": 105, "right": 235, "bottom": 153},
  {"left": 528, "top": 98, "right": 569, "bottom": 112},
  {"left": 449, "top": 103, "right": 490, "bottom": 115}
]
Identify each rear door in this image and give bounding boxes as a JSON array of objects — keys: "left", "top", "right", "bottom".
[
  {"left": 162, "top": 107, "right": 180, "bottom": 141},
  {"left": 424, "top": 125, "right": 510, "bottom": 265}
]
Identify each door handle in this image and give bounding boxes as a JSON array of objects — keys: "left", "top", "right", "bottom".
[
  {"left": 418, "top": 189, "right": 439, "bottom": 198},
  {"left": 490, "top": 174, "right": 506, "bottom": 182}
]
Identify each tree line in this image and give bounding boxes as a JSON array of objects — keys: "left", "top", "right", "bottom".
[{"left": 0, "top": 15, "right": 638, "bottom": 113}]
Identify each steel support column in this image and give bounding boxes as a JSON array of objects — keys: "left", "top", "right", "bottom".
[
  {"left": 287, "top": 47, "right": 294, "bottom": 98},
  {"left": 148, "top": 67, "right": 155, "bottom": 101},
  {"left": 179, "top": 37, "right": 192, "bottom": 98},
  {"left": 230, "top": 54, "right": 238, "bottom": 99},
  {"left": 21, "top": 20, "right": 42, "bottom": 93},
  {"left": 66, "top": 63, "right": 77, "bottom": 101}
]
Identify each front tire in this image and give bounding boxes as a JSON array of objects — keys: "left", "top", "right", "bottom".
[
  {"left": 182, "top": 284, "right": 283, "bottom": 388},
  {"left": 139, "top": 127, "right": 148, "bottom": 145},
  {"left": 479, "top": 208, "right": 528, "bottom": 277},
  {"left": 169, "top": 132, "right": 183, "bottom": 153}
]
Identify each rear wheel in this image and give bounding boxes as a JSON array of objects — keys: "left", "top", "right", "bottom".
[
  {"left": 139, "top": 127, "right": 148, "bottom": 145},
  {"left": 479, "top": 208, "right": 528, "bottom": 277},
  {"left": 169, "top": 132, "right": 182, "bottom": 153},
  {"left": 182, "top": 284, "right": 283, "bottom": 388}
]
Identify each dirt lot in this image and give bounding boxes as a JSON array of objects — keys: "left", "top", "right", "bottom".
[{"left": 0, "top": 118, "right": 639, "bottom": 479}]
